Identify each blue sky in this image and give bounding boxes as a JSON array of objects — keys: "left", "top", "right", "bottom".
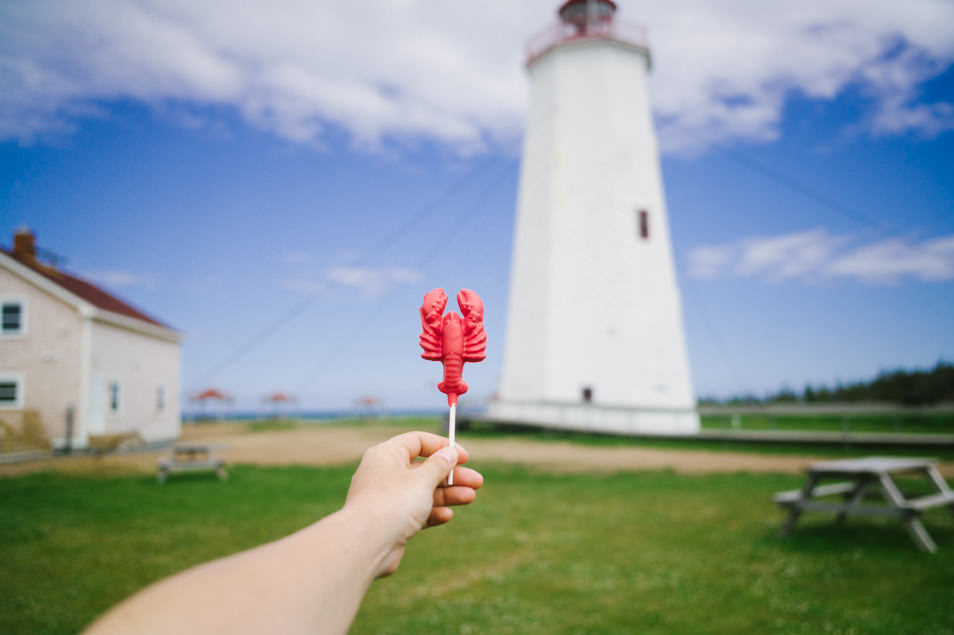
[{"left": 1, "top": 0, "right": 952, "bottom": 410}]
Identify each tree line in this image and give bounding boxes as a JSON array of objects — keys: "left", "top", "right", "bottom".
[{"left": 703, "top": 361, "right": 954, "bottom": 406}]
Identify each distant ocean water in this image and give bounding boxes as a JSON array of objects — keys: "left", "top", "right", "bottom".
[{"left": 181, "top": 409, "right": 447, "bottom": 421}]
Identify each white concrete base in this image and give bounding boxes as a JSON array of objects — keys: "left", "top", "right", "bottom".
[
  {"left": 50, "top": 435, "right": 178, "bottom": 452},
  {"left": 485, "top": 400, "right": 700, "bottom": 436}
]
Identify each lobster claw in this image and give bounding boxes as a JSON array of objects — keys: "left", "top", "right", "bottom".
[
  {"left": 421, "top": 288, "right": 448, "bottom": 331},
  {"left": 457, "top": 288, "right": 487, "bottom": 362},
  {"left": 419, "top": 288, "right": 448, "bottom": 361},
  {"left": 457, "top": 288, "right": 484, "bottom": 333}
]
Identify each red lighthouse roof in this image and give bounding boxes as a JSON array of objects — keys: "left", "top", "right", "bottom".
[
  {"left": 558, "top": 0, "right": 617, "bottom": 30},
  {"left": 559, "top": 0, "right": 617, "bottom": 19},
  {"left": 526, "top": 0, "right": 647, "bottom": 67}
]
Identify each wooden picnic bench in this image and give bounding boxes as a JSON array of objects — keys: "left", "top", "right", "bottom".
[
  {"left": 157, "top": 443, "right": 228, "bottom": 484},
  {"left": 774, "top": 457, "right": 954, "bottom": 553}
]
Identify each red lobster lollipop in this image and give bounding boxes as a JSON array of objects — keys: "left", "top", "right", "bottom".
[{"left": 419, "top": 288, "right": 486, "bottom": 484}]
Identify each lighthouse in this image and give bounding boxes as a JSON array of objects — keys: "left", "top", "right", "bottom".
[{"left": 487, "top": 0, "right": 699, "bottom": 434}]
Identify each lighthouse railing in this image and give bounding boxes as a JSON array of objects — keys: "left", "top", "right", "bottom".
[{"left": 525, "top": 18, "right": 649, "bottom": 64}]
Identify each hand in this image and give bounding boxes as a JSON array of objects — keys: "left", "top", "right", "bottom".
[
  {"left": 344, "top": 431, "right": 483, "bottom": 577},
  {"left": 86, "top": 431, "right": 484, "bottom": 635}
]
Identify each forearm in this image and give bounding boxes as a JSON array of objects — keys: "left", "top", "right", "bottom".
[
  {"left": 86, "top": 507, "right": 386, "bottom": 635},
  {"left": 85, "top": 432, "right": 475, "bottom": 634}
]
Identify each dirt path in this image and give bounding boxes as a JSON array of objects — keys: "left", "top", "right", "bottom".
[{"left": 3, "top": 423, "right": 952, "bottom": 478}]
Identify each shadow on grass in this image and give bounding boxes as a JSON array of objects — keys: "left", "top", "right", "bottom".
[
  {"left": 768, "top": 518, "right": 954, "bottom": 555},
  {"left": 154, "top": 471, "right": 229, "bottom": 486}
]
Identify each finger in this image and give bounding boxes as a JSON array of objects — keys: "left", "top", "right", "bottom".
[
  {"left": 390, "top": 431, "right": 470, "bottom": 464},
  {"left": 440, "top": 466, "right": 483, "bottom": 490},
  {"left": 451, "top": 444, "right": 469, "bottom": 465},
  {"left": 426, "top": 506, "right": 453, "bottom": 528},
  {"left": 433, "top": 485, "right": 477, "bottom": 507},
  {"left": 419, "top": 446, "right": 458, "bottom": 487},
  {"left": 390, "top": 431, "right": 446, "bottom": 461},
  {"left": 410, "top": 445, "right": 469, "bottom": 466}
]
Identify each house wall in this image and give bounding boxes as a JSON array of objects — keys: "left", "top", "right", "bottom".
[
  {"left": 88, "top": 320, "right": 181, "bottom": 443},
  {"left": 0, "top": 266, "right": 83, "bottom": 441}
]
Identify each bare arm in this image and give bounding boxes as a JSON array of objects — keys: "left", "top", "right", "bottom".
[{"left": 86, "top": 432, "right": 483, "bottom": 635}]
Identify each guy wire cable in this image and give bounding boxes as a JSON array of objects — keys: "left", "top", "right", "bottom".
[
  {"left": 193, "top": 155, "right": 508, "bottom": 386},
  {"left": 725, "top": 151, "right": 892, "bottom": 236},
  {"left": 290, "top": 158, "right": 516, "bottom": 398}
]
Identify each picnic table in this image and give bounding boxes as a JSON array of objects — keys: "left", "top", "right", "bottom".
[
  {"left": 774, "top": 456, "right": 954, "bottom": 553},
  {"left": 157, "top": 443, "right": 228, "bottom": 484}
]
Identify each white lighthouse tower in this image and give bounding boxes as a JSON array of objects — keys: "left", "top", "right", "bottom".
[{"left": 488, "top": 0, "right": 699, "bottom": 434}]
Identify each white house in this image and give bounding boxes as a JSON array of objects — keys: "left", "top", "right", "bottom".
[{"left": 0, "top": 229, "right": 182, "bottom": 450}]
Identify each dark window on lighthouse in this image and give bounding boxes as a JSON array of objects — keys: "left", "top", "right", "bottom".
[
  {"left": 582, "top": 387, "right": 593, "bottom": 403},
  {"left": 638, "top": 210, "right": 650, "bottom": 239}
]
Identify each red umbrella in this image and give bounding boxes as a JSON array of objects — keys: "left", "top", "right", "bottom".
[
  {"left": 189, "top": 388, "right": 233, "bottom": 421},
  {"left": 262, "top": 391, "right": 297, "bottom": 419},
  {"left": 263, "top": 391, "right": 296, "bottom": 404},
  {"left": 355, "top": 395, "right": 384, "bottom": 421},
  {"left": 355, "top": 395, "right": 382, "bottom": 407},
  {"left": 192, "top": 388, "right": 233, "bottom": 402}
]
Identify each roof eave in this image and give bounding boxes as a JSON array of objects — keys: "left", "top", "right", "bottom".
[
  {"left": 0, "top": 250, "right": 182, "bottom": 343},
  {"left": 92, "top": 308, "right": 184, "bottom": 343},
  {"left": 0, "top": 250, "right": 96, "bottom": 314}
]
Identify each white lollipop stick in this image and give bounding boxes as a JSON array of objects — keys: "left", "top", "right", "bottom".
[{"left": 447, "top": 403, "right": 456, "bottom": 486}]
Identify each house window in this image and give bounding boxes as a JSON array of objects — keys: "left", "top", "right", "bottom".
[
  {"left": 0, "top": 375, "right": 23, "bottom": 409},
  {"left": 637, "top": 210, "right": 650, "bottom": 240},
  {"left": 156, "top": 386, "right": 165, "bottom": 413},
  {"left": 1, "top": 300, "right": 25, "bottom": 336},
  {"left": 108, "top": 381, "right": 120, "bottom": 415},
  {"left": 582, "top": 386, "right": 593, "bottom": 403}
]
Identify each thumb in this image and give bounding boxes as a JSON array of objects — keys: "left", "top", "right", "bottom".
[{"left": 421, "top": 446, "right": 458, "bottom": 486}]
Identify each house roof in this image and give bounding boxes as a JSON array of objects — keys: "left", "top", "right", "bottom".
[{"left": 0, "top": 246, "right": 170, "bottom": 329}]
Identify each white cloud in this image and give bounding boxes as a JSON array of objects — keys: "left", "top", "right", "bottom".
[
  {"left": 81, "top": 268, "right": 158, "bottom": 290},
  {"left": 646, "top": 1, "right": 954, "bottom": 153},
  {"left": 855, "top": 46, "right": 954, "bottom": 138},
  {"left": 326, "top": 265, "right": 423, "bottom": 299},
  {"left": 735, "top": 229, "right": 849, "bottom": 281},
  {"left": 686, "top": 245, "right": 734, "bottom": 279},
  {"left": 1, "top": 0, "right": 952, "bottom": 152},
  {"left": 688, "top": 229, "right": 954, "bottom": 284},
  {"left": 826, "top": 234, "right": 954, "bottom": 283},
  {"left": 326, "top": 266, "right": 377, "bottom": 289},
  {"left": 279, "top": 264, "right": 423, "bottom": 300}
]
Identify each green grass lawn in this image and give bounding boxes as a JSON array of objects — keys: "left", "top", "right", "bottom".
[
  {"left": 701, "top": 413, "right": 954, "bottom": 435},
  {"left": 458, "top": 419, "right": 954, "bottom": 461},
  {"left": 2, "top": 464, "right": 953, "bottom": 634}
]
